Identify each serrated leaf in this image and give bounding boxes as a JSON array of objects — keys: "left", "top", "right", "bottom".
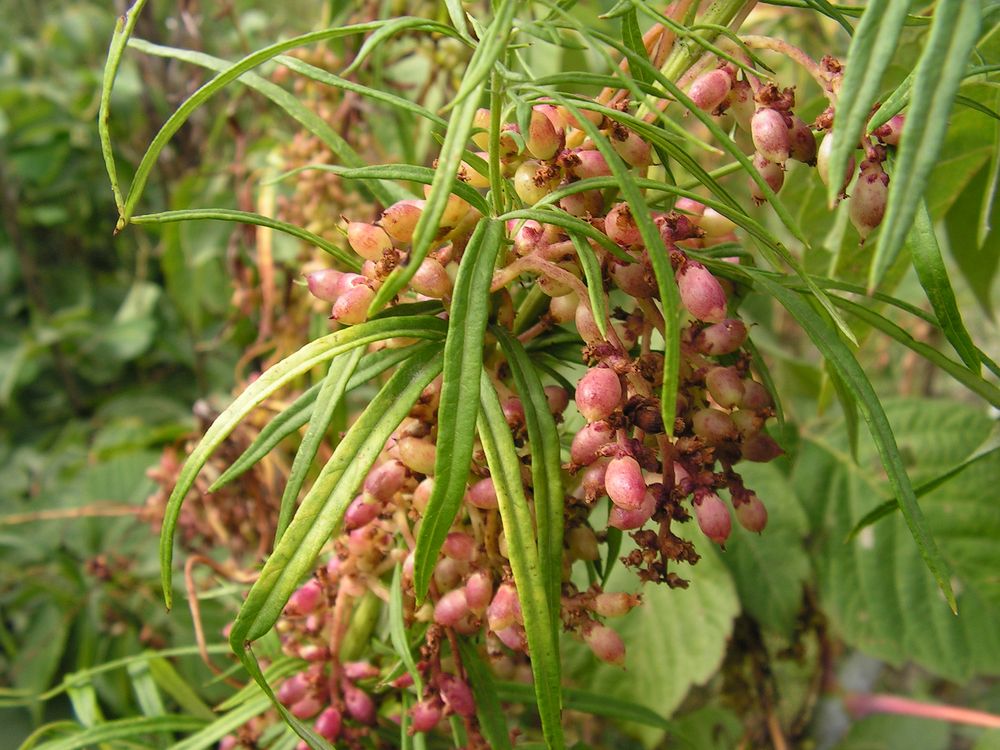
[
  {"left": 825, "top": 0, "right": 910, "bottom": 208},
  {"left": 413, "top": 219, "right": 502, "bottom": 601},
  {"left": 870, "top": 1, "right": 983, "bottom": 289}
]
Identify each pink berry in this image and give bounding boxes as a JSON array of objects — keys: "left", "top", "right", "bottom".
[
  {"left": 342, "top": 680, "right": 376, "bottom": 725},
  {"left": 465, "top": 476, "right": 499, "bottom": 509},
  {"left": 692, "top": 408, "right": 738, "bottom": 443},
  {"left": 788, "top": 116, "right": 817, "bottom": 165},
  {"left": 409, "top": 699, "right": 443, "bottom": 733},
  {"left": 412, "top": 477, "right": 434, "bottom": 513},
  {"left": 874, "top": 114, "right": 905, "bottom": 146},
  {"left": 306, "top": 269, "right": 343, "bottom": 302},
  {"left": 465, "top": 570, "right": 493, "bottom": 614},
  {"left": 695, "top": 492, "right": 731, "bottom": 545},
  {"left": 591, "top": 591, "right": 640, "bottom": 618},
  {"left": 526, "top": 106, "right": 562, "bottom": 160},
  {"left": 315, "top": 707, "right": 343, "bottom": 742},
  {"left": 343, "top": 661, "right": 380, "bottom": 681},
  {"left": 611, "top": 128, "right": 652, "bottom": 168},
  {"left": 381, "top": 199, "right": 424, "bottom": 243},
  {"left": 566, "top": 524, "right": 600, "bottom": 561},
  {"left": 364, "top": 459, "right": 406, "bottom": 501},
  {"left": 580, "top": 458, "right": 609, "bottom": 502},
  {"left": 677, "top": 261, "right": 727, "bottom": 323},
  {"left": 397, "top": 436, "right": 436, "bottom": 475},
  {"left": 751, "top": 108, "right": 791, "bottom": 164},
  {"left": 674, "top": 196, "right": 706, "bottom": 217},
  {"left": 750, "top": 152, "right": 785, "bottom": 205},
  {"left": 605, "top": 456, "right": 646, "bottom": 510},
  {"left": 544, "top": 385, "right": 570, "bottom": 414},
  {"left": 410, "top": 258, "right": 452, "bottom": 298},
  {"left": 567, "top": 149, "right": 612, "bottom": 179},
  {"left": 740, "top": 379, "right": 773, "bottom": 411},
  {"left": 612, "top": 255, "right": 657, "bottom": 298},
  {"left": 290, "top": 694, "right": 322, "bottom": 719},
  {"left": 285, "top": 579, "right": 322, "bottom": 616},
  {"left": 330, "top": 283, "right": 375, "bottom": 325},
  {"left": 607, "top": 490, "right": 656, "bottom": 530},
  {"left": 575, "top": 304, "right": 603, "bottom": 343},
  {"left": 487, "top": 583, "right": 522, "bottom": 632},
  {"left": 277, "top": 672, "right": 309, "bottom": 706},
  {"left": 560, "top": 189, "right": 604, "bottom": 217},
  {"left": 726, "top": 78, "right": 755, "bottom": 129},
  {"left": 585, "top": 624, "right": 626, "bottom": 666},
  {"left": 705, "top": 367, "right": 746, "bottom": 409},
  {"left": 434, "top": 588, "right": 471, "bottom": 627},
  {"left": 695, "top": 318, "right": 747, "bottom": 355},
  {"left": 689, "top": 68, "right": 733, "bottom": 112},
  {"left": 439, "top": 674, "right": 476, "bottom": 718},
  {"left": 700, "top": 207, "right": 737, "bottom": 238},
  {"left": 604, "top": 202, "right": 642, "bottom": 246},
  {"left": 570, "top": 420, "right": 613, "bottom": 465},
  {"left": 740, "top": 433, "right": 784, "bottom": 462},
  {"left": 849, "top": 159, "right": 889, "bottom": 241},
  {"left": 344, "top": 494, "right": 382, "bottom": 530},
  {"left": 511, "top": 219, "right": 544, "bottom": 256},
  {"left": 576, "top": 368, "right": 622, "bottom": 422},
  {"left": 495, "top": 624, "right": 529, "bottom": 652},
  {"left": 817, "top": 134, "right": 855, "bottom": 195},
  {"left": 735, "top": 493, "right": 768, "bottom": 533},
  {"left": 348, "top": 222, "right": 393, "bottom": 261},
  {"left": 443, "top": 532, "right": 477, "bottom": 562},
  {"left": 513, "top": 160, "right": 561, "bottom": 205}
]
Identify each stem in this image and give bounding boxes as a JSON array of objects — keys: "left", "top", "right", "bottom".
[
  {"left": 739, "top": 35, "right": 836, "bottom": 102},
  {"left": 488, "top": 71, "right": 505, "bottom": 216},
  {"left": 844, "top": 693, "right": 1000, "bottom": 730},
  {"left": 660, "top": 0, "right": 758, "bottom": 84}
]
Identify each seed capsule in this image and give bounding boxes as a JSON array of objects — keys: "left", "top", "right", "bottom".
[
  {"left": 409, "top": 699, "right": 443, "bottom": 733},
  {"left": 705, "top": 367, "right": 746, "bottom": 409},
  {"left": 434, "top": 588, "right": 471, "bottom": 627},
  {"left": 364, "top": 459, "right": 406, "bottom": 501},
  {"left": 605, "top": 456, "right": 646, "bottom": 510},
  {"left": 611, "top": 128, "right": 652, "bottom": 168},
  {"left": 466, "top": 477, "right": 499, "bottom": 509},
  {"left": 700, "top": 207, "right": 737, "bottom": 238},
  {"left": 751, "top": 108, "right": 791, "bottom": 164},
  {"left": 740, "top": 433, "right": 784, "bottom": 462},
  {"left": 465, "top": 571, "right": 493, "bottom": 613},
  {"left": 591, "top": 591, "right": 640, "bottom": 618},
  {"left": 566, "top": 525, "right": 600, "bottom": 561},
  {"left": 816, "top": 134, "right": 855, "bottom": 195},
  {"left": 740, "top": 379, "right": 773, "bottom": 411},
  {"left": 695, "top": 492, "right": 731, "bottom": 545},
  {"left": 344, "top": 494, "right": 382, "bottom": 530},
  {"left": 342, "top": 680, "right": 376, "bottom": 725},
  {"left": 874, "top": 114, "right": 905, "bottom": 146},
  {"left": 397, "top": 436, "right": 437, "bottom": 475},
  {"left": 576, "top": 368, "right": 622, "bottom": 422},
  {"left": 439, "top": 674, "right": 476, "bottom": 717},
  {"left": 727, "top": 78, "right": 755, "bottom": 129},
  {"left": 568, "top": 149, "right": 612, "bottom": 179},
  {"left": 612, "top": 255, "right": 657, "bottom": 298},
  {"left": 604, "top": 202, "right": 642, "bottom": 246},
  {"left": 788, "top": 116, "right": 817, "bottom": 165},
  {"left": 471, "top": 108, "right": 492, "bottom": 150},
  {"left": 487, "top": 583, "right": 523, "bottom": 632},
  {"left": 692, "top": 408, "right": 739, "bottom": 443},
  {"left": 315, "top": 708, "right": 343, "bottom": 742},
  {"left": 526, "top": 106, "right": 562, "bottom": 160},
  {"left": 513, "top": 160, "right": 561, "bottom": 205},
  {"left": 410, "top": 257, "right": 452, "bottom": 298}
]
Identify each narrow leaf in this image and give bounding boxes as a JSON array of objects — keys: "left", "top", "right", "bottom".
[
  {"left": 31, "top": 717, "right": 207, "bottom": 750},
  {"left": 871, "top": 1, "right": 983, "bottom": 289},
  {"left": 413, "top": 219, "right": 503, "bottom": 601},
  {"left": 389, "top": 565, "right": 423, "bottom": 693},
  {"left": 495, "top": 681, "right": 670, "bottom": 730},
  {"left": 565, "top": 232, "right": 609, "bottom": 338},
  {"left": 457, "top": 641, "right": 514, "bottom": 750}
]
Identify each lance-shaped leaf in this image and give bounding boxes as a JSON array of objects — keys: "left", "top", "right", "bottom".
[{"left": 413, "top": 219, "right": 503, "bottom": 601}]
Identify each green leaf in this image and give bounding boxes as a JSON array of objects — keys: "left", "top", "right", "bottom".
[
  {"left": 493, "top": 327, "right": 565, "bottom": 636},
  {"left": 30, "top": 716, "right": 208, "bottom": 750},
  {"left": 795, "top": 399, "right": 1000, "bottom": 681},
  {"left": 718, "top": 463, "right": 810, "bottom": 638},
  {"left": 908, "top": 202, "right": 981, "bottom": 371},
  {"left": 499, "top": 207, "right": 633, "bottom": 263},
  {"left": 389, "top": 565, "right": 423, "bottom": 694},
  {"left": 275, "top": 347, "right": 363, "bottom": 542},
  {"left": 565, "top": 232, "right": 609, "bottom": 338},
  {"left": 833, "top": 714, "right": 949, "bottom": 750},
  {"left": 751, "top": 274, "right": 956, "bottom": 612},
  {"left": 478, "top": 375, "right": 565, "bottom": 750},
  {"left": 494, "top": 681, "right": 670, "bottom": 730},
  {"left": 825, "top": 0, "right": 910, "bottom": 208},
  {"left": 146, "top": 656, "right": 215, "bottom": 721},
  {"left": 131, "top": 209, "right": 361, "bottom": 271},
  {"left": 457, "top": 641, "right": 514, "bottom": 750},
  {"left": 172, "top": 693, "right": 274, "bottom": 750},
  {"left": 870, "top": 1, "right": 983, "bottom": 289},
  {"left": 620, "top": 9, "right": 652, "bottom": 86},
  {"left": 565, "top": 532, "right": 739, "bottom": 746},
  {"left": 159, "top": 316, "right": 446, "bottom": 608},
  {"left": 413, "top": 219, "right": 502, "bottom": 601}
]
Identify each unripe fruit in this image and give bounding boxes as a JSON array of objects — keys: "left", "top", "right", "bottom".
[
  {"left": 740, "top": 379, "right": 773, "bottom": 411},
  {"left": 689, "top": 68, "right": 733, "bottom": 112},
  {"left": 434, "top": 588, "right": 471, "bottom": 627},
  {"left": 335, "top": 272, "right": 367, "bottom": 297},
  {"left": 695, "top": 318, "right": 747, "bottom": 355},
  {"left": 576, "top": 368, "right": 622, "bottom": 422},
  {"left": 741, "top": 433, "right": 784, "bottom": 462},
  {"left": 751, "top": 108, "right": 791, "bottom": 164},
  {"left": 512, "top": 219, "right": 544, "bottom": 256},
  {"left": 465, "top": 570, "right": 493, "bottom": 613},
  {"left": 692, "top": 408, "right": 738, "bottom": 443},
  {"left": 526, "top": 107, "right": 562, "bottom": 160},
  {"left": 487, "top": 583, "right": 522, "bottom": 631},
  {"left": 348, "top": 222, "right": 393, "bottom": 261},
  {"left": 677, "top": 261, "right": 727, "bottom": 323},
  {"left": 605, "top": 456, "right": 646, "bottom": 510},
  {"left": 558, "top": 105, "right": 603, "bottom": 130},
  {"left": 727, "top": 78, "right": 755, "bottom": 129},
  {"left": 591, "top": 591, "right": 640, "bottom": 618},
  {"left": 291, "top": 695, "right": 323, "bottom": 719},
  {"left": 410, "top": 257, "right": 452, "bottom": 298},
  {"left": 849, "top": 160, "right": 889, "bottom": 241},
  {"left": 705, "top": 366, "right": 746, "bottom": 409},
  {"left": 315, "top": 706, "right": 343, "bottom": 741},
  {"left": 409, "top": 699, "right": 443, "bottom": 733},
  {"left": 570, "top": 420, "right": 614, "bottom": 465},
  {"left": 560, "top": 188, "right": 604, "bottom": 217},
  {"left": 285, "top": 579, "right": 322, "bottom": 616},
  {"left": 611, "top": 128, "right": 652, "bottom": 167},
  {"left": 434, "top": 557, "right": 467, "bottom": 592},
  {"left": 816, "top": 133, "right": 855, "bottom": 194},
  {"left": 471, "top": 108, "right": 492, "bottom": 150},
  {"left": 380, "top": 199, "right": 424, "bottom": 243},
  {"left": 306, "top": 269, "right": 343, "bottom": 302},
  {"left": 514, "top": 160, "right": 561, "bottom": 204},
  {"left": 735, "top": 493, "right": 768, "bottom": 533},
  {"left": 608, "top": 490, "right": 656, "bottom": 530},
  {"left": 568, "top": 149, "right": 612, "bottom": 179},
  {"left": 413, "top": 477, "right": 434, "bottom": 513},
  {"left": 612, "top": 256, "right": 657, "bottom": 298},
  {"left": 439, "top": 674, "right": 476, "bottom": 718},
  {"left": 427, "top": 190, "right": 470, "bottom": 228},
  {"left": 443, "top": 532, "right": 477, "bottom": 561},
  {"left": 731, "top": 408, "right": 764, "bottom": 437},
  {"left": 364, "top": 459, "right": 406, "bottom": 501},
  {"left": 461, "top": 152, "right": 491, "bottom": 188},
  {"left": 566, "top": 524, "right": 600, "bottom": 561},
  {"left": 345, "top": 494, "right": 382, "bottom": 530},
  {"left": 874, "top": 114, "right": 905, "bottom": 146},
  {"left": 674, "top": 196, "right": 706, "bottom": 217},
  {"left": 343, "top": 661, "right": 380, "bottom": 681},
  {"left": 575, "top": 304, "right": 603, "bottom": 343},
  {"left": 466, "top": 476, "right": 499, "bottom": 509},
  {"left": 544, "top": 385, "right": 570, "bottom": 414},
  {"left": 695, "top": 492, "right": 731, "bottom": 545},
  {"left": 604, "top": 202, "right": 642, "bottom": 246},
  {"left": 788, "top": 116, "right": 817, "bottom": 165},
  {"left": 585, "top": 624, "right": 626, "bottom": 666},
  {"left": 700, "top": 207, "right": 737, "bottom": 238},
  {"left": 397, "top": 436, "right": 436, "bottom": 475},
  {"left": 278, "top": 673, "right": 310, "bottom": 705},
  {"left": 495, "top": 625, "right": 529, "bottom": 652},
  {"left": 330, "top": 284, "right": 374, "bottom": 325},
  {"left": 343, "top": 680, "right": 376, "bottom": 725},
  {"left": 750, "top": 152, "right": 785, "bottom": 204}
]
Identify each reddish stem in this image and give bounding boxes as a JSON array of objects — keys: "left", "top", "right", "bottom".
[{"left": 844, "top": 692, "right": 1000, "bottom": 730}]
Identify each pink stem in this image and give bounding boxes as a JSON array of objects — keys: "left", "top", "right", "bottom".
[{"left": 844, "top": 692, "right": 1000, "bottom": 730}]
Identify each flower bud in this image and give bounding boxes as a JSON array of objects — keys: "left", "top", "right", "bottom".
[
  {"left": 466, "top": 476, "right": 499, "bottom": 509},
  {"left": 568, "top": 149, "right": 612, "bottom": 179},
  {"left": 692, "top": 408, "right": 738, "bottom": 443},
  {"left": 585, "top": 624, "right": 626, "bottom": 666},
  {"left": 380, "top": 199, "right": 425, "bottom": 243},
  {"left": 285, "top": 579, "right": 322, "bottom": 616},
  {"left": 439, "top": 674, "right": 476, "bottom": 717},
  {"left": 591, "top": 591, "right": 640, "bottom": 618},
  {"left": 514, "top": 160, "right": 562, "bottom": 205},
  {"left": 751, "top": 108, "right": 790, "bottom": 164},
  {"left": 290, "top": 695, "right": 323, "bottom": 719},
  {"left": 727, "top": 78, "right": 755, "bottom": 129},
  {"left": 306, "top": 269, "right": 343, "bottom": 302},
  {"left": 570, "top": 420, "right": 614, "bottom": 465},
  {"left": 695, "top": 318, "right": 747, "bottom": 355},
  {"left": 315, "top": 707, "right": 343, "bottom": 742},
  {"left": 397, "top": 436, "right": 436, "bottom": 475},
  {"left": 816, "top": 134, "right": 855, "bottom": 195},
  {"left": 677, "top": 261, "right": 727, "bottom": 323},
  {"left": 705, "top": 367, "right": 745, "bottom": 409},
  {"left": 526, "top": 106, "right": 562, "bottom": 160},
  {"left": 364, "top": 459, "right": 406, "bottom": 501},
  {"left": 544, "top": 385, "right": 570, "bottom": 415},
  {"left": 604, "top": 202, "right": 642, "bottom": 246},
  {"left": 611, "top": 128, "right": 652, "bottom": 168},
  {"left": 409, "top": 699, "right": 443, "bottom": 734},
  {"left": 689, "top": 68, "right": 732, "bottom": 112},
  {"left": 576, "top": 368, "right": 622, "bottom": 422},
  {"left": 342, "top": 680, "right": 376, "bottom": 725},
  {"left": 410, "top": 257, "right": 452, "bottom": 298},
  {"left": 345, "top": 494, "right": 382, "bottom": 530},
  {"left": 434, "top": 588, "right": 471, "bottom": 627},
  {"left": 348, "top": 222, "right": 393, "bottom": 261},
  {"left": 735, "top": 493, "right": 768, "bottom": 533},
  {"left": 749, "top": 152, "right": 785, "bottom": 204},
  {"left": 874, "top": 114, "right": 905, "bottom": 146},
  {"left": 612, "top": 256, "right": 657, "bottom": 299},
  {"left": 330, "top": 284, "right": 375, "bottom": 325},
  {"left": 465, "top": 570, "right": 493, "bottom": 614},
  {"left": 487, "top": 583, "right": 523, "bottom": 632},
  {"left": 740, "top": 379, "right": 773, "bottom": 411},
  {"left": 566, "top": 524, "right": 600, "bottom": 561},
  {"left": 788, "top": 116, "right": 817, "bottom": 165},
  {"left": 849, "top": 160, "right": 889, "bottom": 241},
  {"left": 443, "top": 532, "right": 477, "bottom": 562},
  {"left": 695, "top": 492, "right": 731, "bottom": 545},
  {"left": 605, "top": 456, "right": 646, "bottom": 510},
  {"left": 740, "top": 433, "right": 784, "bottom": 462},
  {"left": 278, "top": 672, "right": 309, "bottom": 705},
  {"left": 608, "top": 489, "right": 656, "bottom": 530}
]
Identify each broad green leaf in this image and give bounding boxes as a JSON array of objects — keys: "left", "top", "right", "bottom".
[
  {"left": 795, "top": 399, "right": 1000, "bottom": 681},
  {"left": 413, "top": 219, "right": 502, "bottom": 600},
  {"left": 131, "top": 209, "right": 360, "bottom": 271},
  {"left": 478, "top": 376, "right": 565, "bottom": 750},
  {"left": 565, "top": 532, "right": 739, "bottom": 747},
  {"left": 493, "top": 327, "right": 565, "bottom": 634},
  {"left": 718, "top": 463, "right": 810, "bottom": 638},
  {"left": 159, "top": 316, "right": 446, "bottom": 607},
  {"left": 871, "top": 1, "right": 983, "bottom": 289},
  {"left": 457, "top": 641, "right": 514, "bottom": 750},
  {"left": 826, "top": 0, "right": 910, "bottom": 208},
  {"left": 275, "top": 347, "right": 363, "bottom": 541}
]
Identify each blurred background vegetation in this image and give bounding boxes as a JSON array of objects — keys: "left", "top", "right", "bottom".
[{"left": 0, "top": 2, "right": 997, "bottom": 749}]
